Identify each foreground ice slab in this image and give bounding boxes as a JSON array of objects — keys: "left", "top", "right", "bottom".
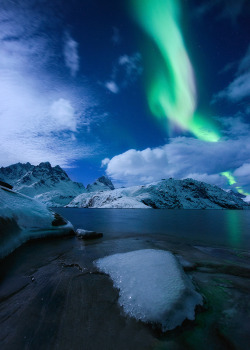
[
  {"left": 95, "top": 249, "right": 202, "bottom": 331},
  {"left": 0, "top": 186, "right": 74, "bottom": 259}
]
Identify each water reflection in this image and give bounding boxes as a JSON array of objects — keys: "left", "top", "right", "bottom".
[
  {"left": 225, "top": 211, "right": 242, "bottom": 248},
  {"left": 54, "top": 208, "right": 250, "bottom": 249}
]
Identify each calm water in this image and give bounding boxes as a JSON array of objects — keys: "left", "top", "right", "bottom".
[{"left": 55, "top": 208, "right": 250, "bottom": 249}]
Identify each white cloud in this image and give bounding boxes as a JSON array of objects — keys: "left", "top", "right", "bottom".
[
  {"left": 0, "top": 1, "right": 96, "bottom": 168},
  {"left": 101, "top": 158, "right": 110, "bottom": 167},
  {"left": 102, "top": 118, "right": 250, "bottom": 189},
  {"left": 63, "top": 31, "right": 79, "bottom": 77},
  {"left": 243, "top": 195, "right": 250, "bottom": 202},
  {"left": 214, "top": 72, "right": 250, "bottom": 102},
  {"left": 213, "top": 44, "right": 250, "bottom": 103},
  {"left": 233, "top": 163, "right": 250, "bottom": 187},
  {"left": 0, "top": 71, "right": 90, "bottom": 167},
  {"left": 104, "top": 52, "right": 142, "bottom": 94},
  {"left": 105, "top": 81, "right": 119, "bottom": 94},
  {"left": 49, "top": 98, "right": 77, "bottom": 132},
  {"left": 234, "top": 163, "right": 250, "bottom": 177}
]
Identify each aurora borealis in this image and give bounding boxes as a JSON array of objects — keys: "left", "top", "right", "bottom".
[
  {"left": 0, "top": 0, "right": 250, "bottom": 194},
  {"left": 129, "top": 0, "right": 250, "bottom": 194},
  {"left": 222, "top": 171, "right": 250, "bottom": 196},
  {"left": 130, "top": 0, "right": 220, "bottom": 142}
]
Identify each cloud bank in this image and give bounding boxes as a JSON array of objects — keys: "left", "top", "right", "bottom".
[{"left": 103, "top": 117, "right": 250, "bottom": 190}]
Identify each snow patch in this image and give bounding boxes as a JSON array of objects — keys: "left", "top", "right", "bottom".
[{"left": 95, "top": 249, "right": 203, "bottom": 331}]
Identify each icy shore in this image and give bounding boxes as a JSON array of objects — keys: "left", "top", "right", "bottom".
[{"left": 0, "top": 186, "right": 74, "bottom": 259}]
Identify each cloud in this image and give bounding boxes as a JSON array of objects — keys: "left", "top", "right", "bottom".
[
  {"left": 104, "top": 52, "right": 142, "bottom": 94},
  {"left": 233, "top": 163, "right": 250, "bottom": 187},
  {"left": 101, "top": 158, "right": 110, "bottom": 167},
  {"left": 63, "top": 31, "right": 79, "bottom": 77},
  {"left": 213, "top": 45, "right": 250, "bottom": 103},
  {"left": 105, "top": 81, "right": 119, "bottom": 94},
  {"left": 0, "top": 0, "right": 97, "bottom": 168},
  {"left": 102, "top": 117, "right": 250, "bottom": 190},
  {"left": 49, "top": 98, "right": 78, "bottom": 132},
  {"left": 118, "top": 53, "right": 143, "bottom": 84}
]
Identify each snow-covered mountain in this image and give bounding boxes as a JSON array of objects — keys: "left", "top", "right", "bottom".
[
  {"left": 1, "top": 162, "right": 248, "bottom": 209},
  {"left": 0, "top": 162, "right": 85, "bottom": 206},
  {"left": 0, "top": 185, "right": 74, "bottom": 259},
  {"left": 0, "top": 162, "right": 115, "bottom": 207},
  {"left": 67, "top": 178, "right": 250, "bottom": 209},
  {"left": 86, "top": 175, "right": 115, "bottom": 192}
]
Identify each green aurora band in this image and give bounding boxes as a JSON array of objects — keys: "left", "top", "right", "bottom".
[
  {"left": 130, "top": 0, "right": 220, "bottom": 142},
  {"left": 130, "top": 0, "right": 249, "bottom": 195},
  {"left": 221, "top": 171, "right": 250, "bottom": 196}
]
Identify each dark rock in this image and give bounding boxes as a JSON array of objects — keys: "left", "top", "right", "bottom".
[
  {"left": 0, "top": 181, "right": 13, "bottom": 190},
  {"left": 52, "top": 213, "right": 68, "bottom": 226}
]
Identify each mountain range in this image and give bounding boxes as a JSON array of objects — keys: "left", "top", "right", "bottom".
[
  {"left": 0, "top": 162, "right": 113, "bottom": 206},
  {"left": 68, "top": 178, "right": 249, "bottom": 209},
  {"left": 0, "top": 162, "right": 249, "bottom": 209}
]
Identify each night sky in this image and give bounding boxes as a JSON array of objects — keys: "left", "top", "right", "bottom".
[{"left": 0, "top": 0, "right": 250, "bottom": 193}]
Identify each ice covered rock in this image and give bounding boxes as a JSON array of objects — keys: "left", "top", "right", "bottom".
[
  {"left": 76, "top": 228, "right": 103, "bottom": 240},
  {"left": 95, "top": 249, "right": 203, "bottom": 331},
  {"left": 0, "top": 186, "right": 74, "bottom": 259}
]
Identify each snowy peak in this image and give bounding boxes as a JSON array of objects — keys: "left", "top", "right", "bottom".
[
  {"left": 86, "top": 176, "right": 115, "bottom": 192},
  {"left": 0, "top": 162, "right": 33, "bottom": 182},
  {"left": 0, "top": 162, "right": 70, "bottom": 186},
  {"left": 68, "top": 177, "right": 250, "bottom": 209},
  {"left": 96, "top": 176, "right": 115, "bottom": 190},
  {"left": 0, "top": 162, "right": 86, "bottom": 206}
]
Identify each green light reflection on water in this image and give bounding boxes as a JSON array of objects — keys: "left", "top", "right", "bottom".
[{"left": 225, "top": 211, "right": 242, "bottom": 248}]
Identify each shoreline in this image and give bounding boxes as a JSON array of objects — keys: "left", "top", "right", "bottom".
[{"left": 0, "top": 232, "right": 250, "bottom": 349}]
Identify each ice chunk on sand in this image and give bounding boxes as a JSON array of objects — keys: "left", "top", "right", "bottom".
[{"left": 95, "top": 249, "right": 202, "bottom": 331}]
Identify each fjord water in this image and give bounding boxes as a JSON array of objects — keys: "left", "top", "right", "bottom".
[{"left": 55, "top": 208, "right": 250, "bottom": 249}]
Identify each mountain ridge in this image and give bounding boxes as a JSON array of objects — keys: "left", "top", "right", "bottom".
[
  {"left": 0, "top": 162, "right": 249, "bottom": 209},
  {"left": 67, "top": 177, "right": 250, "bottom": 210},
  {"left": 0, "top": 162, "right": 114, "bottom": 206}
]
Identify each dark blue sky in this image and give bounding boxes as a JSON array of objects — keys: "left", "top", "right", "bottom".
[{"left": 0, "top": 0, "right": 250, "bottom": 192}]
